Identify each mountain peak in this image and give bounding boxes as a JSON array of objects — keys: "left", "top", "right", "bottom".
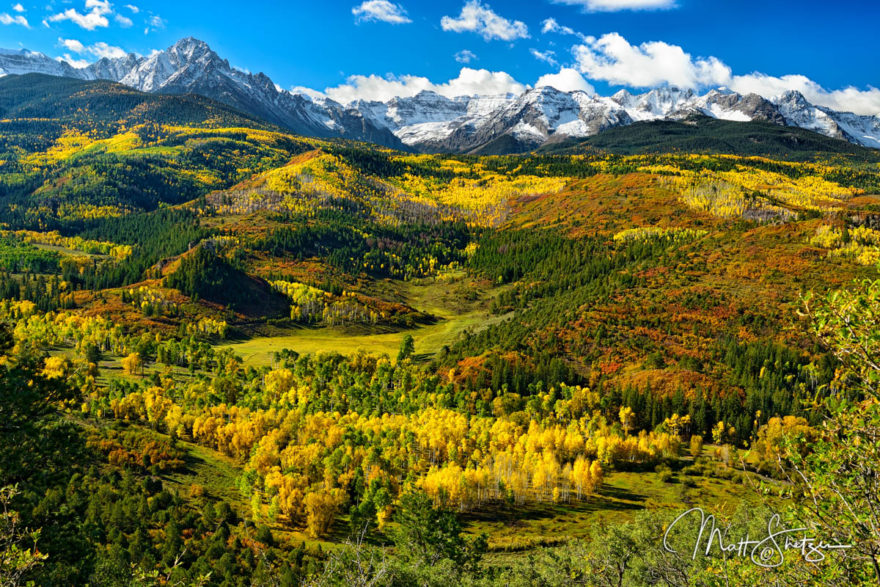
[
  {"left": 647, "top": 86, "right": 694, "bottom": 99},
  {"left": 167, "top": 37, "right": 218, "bottom": 62},
  {"left": 0, "top": 47, "right": 84, "bottom": 78},
  {"left": 532, "top": 85, "right": 565, "bottom": 95},
  {"left": 777, "top": 90, "right": 810, "bottom": 108},
  {"left": 411, "top": 90, "right": 445, "bottom": 99},
  {"left": 0, "top": 36, "right": 878, "bottom": 152},
  {"left": 610, "top": 89, "right": 635, "bottom": 107},
  {"left": 172, "top": 37, "right": 212, "bottom": 51},
  {"left": 706, "top": 88, "right": 734, "bottom": 98}
]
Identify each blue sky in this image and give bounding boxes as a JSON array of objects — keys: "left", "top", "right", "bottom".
[{"left": 1, "top": 0, "right": 878, "bottom": 112}]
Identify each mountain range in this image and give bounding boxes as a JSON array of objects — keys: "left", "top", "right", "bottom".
[{"left": 2, "top": 37, "right": 878, "bottom": 153}]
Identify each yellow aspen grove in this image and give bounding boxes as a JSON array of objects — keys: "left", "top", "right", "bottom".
[
  {"left": 121, "top": 352, "right": 143, "bottom": 376},
  {"left": 690, "top": 434, "right": 704, "bottom": 458},
  {"left": 589, "top": 460, "right": 604, "bottom": 490},
  {"left": 619, "top": 406, "right": 636, "bottom": 435},
  {"left": 304, "top": 489, "right": 344, "bottom": 538},
  {"left": 41, "top": 356, "right": 69, "bottom": 379},
  {"left": 570, "top": 456, "right": 594, "bottom": 499},
  {"left": 663, "top": 413, "right": 691, "bottom": 437},
  {"left": 264, "top": 368, "right": 295, "bottom": 401}
]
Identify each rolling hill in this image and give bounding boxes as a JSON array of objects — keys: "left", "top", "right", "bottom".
[
  {"left": 1, "top": 71, "right": 880, "bottom": 585},
  {"left": 538, "top": 114, "right": 880, "bottom": 160},
  {"left": 0, "top": 73, "right": 273, "bottom": 131}
]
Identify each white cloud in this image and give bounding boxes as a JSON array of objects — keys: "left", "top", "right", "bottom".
[
  {"left": 570, "top": 32, "right": 880, "bottom": 116},
  {"left": 58, "top": 37, "right": 127, "bottom": 60},
  {"left": 47, "top": 0, "right": 112, "bottom": 30},
  {"left": 553, "top": 0, "right": 676, "bottom": 12},
  {"left": 441, "top": 1, "right": 528, "bottom": 42},
  {"left": 541, "top": 17, "right": 572, "bottom": 36},
  {"left": 536, "top": 67, "right": 595, "bottom": 94},
  {"left": 541, "top": 18, "right": 555, "bottom": 34},
  {"left": 143, "top": 13, "right": 164, "bottom": 34},
  {"left": 454, "top": 49, "right": 477, "bottom": 64},
  {"left": 573, "top": 32, "right": 731, "bottom": 89},
  {"left": 542, "top": 18, "right": 565, "bottom": 34},
  {"left": 324, "top": 67, "right": 528, "bottom": 103},
  {"left": 88, "top": 41, "right": 126, "bottom": 59},
  {"left": 58, "top": 37, "right": 85, "bottom": 52},
  {"left": 58, "top": 54, "right": 90, "bottom": 68},
  {"left": 125, "top": 4, "right": 139, "bottom": 13},
  {"left": 12, "top": 3, "right": 24, "bottom": 12},
  {"left": 290, "top": 86, "right": 328, "bottom": 101},
  {"left": 530, "top": 48, "right": 558, "bottom": 67},
  {"left": 352, "top": 0, "right": 411, "bottom": 24},
  {"left": 115, "top": 14, "right": 132, "bottom": 27},
  {"left": 541, "top": 17, "right": 589, "bottom": 43},
  {"left": 0, "top": 11, "right": 27, "bottom": 26}
]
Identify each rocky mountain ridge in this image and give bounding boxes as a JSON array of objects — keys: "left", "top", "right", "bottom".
[{"left": 2, "top": 38, "right": 878, "bottom": 152}]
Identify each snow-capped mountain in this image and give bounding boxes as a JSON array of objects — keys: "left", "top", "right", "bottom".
[
  {"left": 349, "top": 85, "right": 864, "bottom": 153},
  {"left": 0, "top": 48, "right": 88, "bottom": 79},
  {"left": 2, "top": 38, "right": 879, "bottom": 153},
  {"left": 84, "top": 38, "right": 404, "bottom": 147},
  {"left": 831, "top": 112, "right": 880, "bottom": 150}
]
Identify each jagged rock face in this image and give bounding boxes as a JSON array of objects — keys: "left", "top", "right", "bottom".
[
  {"left": 732, "top": 93, "right": 787, "bottom": 124},
  {"left": 2, "top": 38, "right": 879, "bottom": 153},
  {"left": 0, "top": 48, "right": 88, "bottom": 78},
  {"left": 371, "top": 88, "right": 632, "bottom": 153},
  {"left": 783, "top": 93, "right": 880, "bottom": 150},
  {"left": 386, "top": 91, "right": 469, "bottom": 127},
  {"left": 359, "top": 84, "right": 879, "bottom": 152},
  {"left": 88, "top": 54, "right": 142, "bottom": 82},
  {"left": 629, "top": 87, "right": 696, "bottom": 121},
  {"left": 75, "top": 38, "right": 404, "bottom": 146},
  {"left": 695, "top": 91, "right": 787, "bottom": 124},
  {"left": 831, "top": 111, "right": 880, "bottom": 149},
  {"left": 774, "top": 90, "right": 850, "bottom": 142}
]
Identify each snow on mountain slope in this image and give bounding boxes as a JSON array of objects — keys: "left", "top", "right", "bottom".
[
  {"left": 87, "top": 54, "right": 143, "bottom": 82},
  {"left": 830, "top": 112, "right": 880, "bottom": 149},
  {"left": 0, "top": 49, "right": 89, "bottom": 79},
  {"left": 395, "top": 121, "right": 462, "bottom": 146},
  {"left": 1, "top": 38, "right": 878, "bottom": 153},
  {"left": 775, "top": 90, "right": 849, "bottom": 141},
  {"left": 387, "top": 92, "right": 468, "bottom": 127},
  {"left": 81, "top": 38, "right": 405, "bottom": 147}
]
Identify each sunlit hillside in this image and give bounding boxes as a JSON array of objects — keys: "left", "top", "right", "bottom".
[{"left": 3, "top": 75, "right": 880, "bottom": 585}]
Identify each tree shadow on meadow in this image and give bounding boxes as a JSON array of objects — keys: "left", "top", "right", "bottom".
[{"left": 459, "top": 483, "right": 647, "bottom": 528}]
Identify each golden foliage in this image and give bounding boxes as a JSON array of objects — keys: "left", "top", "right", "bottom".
[{"left": 811, "top": 224, "right": 880, "bottom": 265}]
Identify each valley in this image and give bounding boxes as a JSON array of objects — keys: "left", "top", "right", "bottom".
[
  {"left": 217, "top": 274, "right": 506, "bottom": 366},
  {"left": 1, "top": 65, "right": 879, "bottom": 585}
]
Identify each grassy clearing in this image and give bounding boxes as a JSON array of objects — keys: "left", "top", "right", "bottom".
[
  {"left": 470, "top": 464, "right": 768, "bottom": 557},
  {"left": 163, "top": 437, "right": 250, "bottom": 516},
  {"left": 49, "top": 271, "right": 501, "bottom": 375},
  {"left": 218, "top": 327, "right": 411, "bottom": 365},
  {"left": 28, "top": 242, "right": 107, "bottom": 258},
  {"left": 217, "top": 274, "right": 509, "bottom": 366}
]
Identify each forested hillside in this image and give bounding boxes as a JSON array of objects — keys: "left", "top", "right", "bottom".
[
  {"left": 2, "top": 77, "right": 880, "bottom": 585},
  {"left": 539, "top": 114, "right": 880, "bottom": 160}
]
